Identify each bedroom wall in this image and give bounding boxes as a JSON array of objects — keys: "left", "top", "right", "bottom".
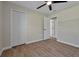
[
  {"left": 27, "top": 11, "right": 44, "bottom": 43},
  {"left": 53, "top": 4, "right": 79, "bottom": 47},
  {"left": 2, "top": 1, "right": 44, "bottom": 48}
]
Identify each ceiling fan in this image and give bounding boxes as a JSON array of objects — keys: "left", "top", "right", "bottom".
[{"left": 36, "top": 1, "right": 67, "bottom": 11}]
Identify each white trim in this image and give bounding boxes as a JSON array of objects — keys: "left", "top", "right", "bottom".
[
  {"left": 0, "top": 46, "right": 11, "bottom": 56},
  {"left": 26, "top": 39, "right": 44, "bottom": 44},
  {"left": 57, "top": 39, "right": 79, "bottom": 48}
]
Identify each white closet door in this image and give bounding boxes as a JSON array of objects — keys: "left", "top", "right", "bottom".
[{"left": 11, "top": 10, "right": 26, "bottom": 47}]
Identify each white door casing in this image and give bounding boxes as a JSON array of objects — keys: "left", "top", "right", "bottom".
[
  {"left": 50, "top": 16, "right": 57, "bottom": 38},
  {"left": 44, "top": 16, "right": 57, "bottom": 40},
  {"left": 44, "top": 17, "right": 50, "bottom": 40}
]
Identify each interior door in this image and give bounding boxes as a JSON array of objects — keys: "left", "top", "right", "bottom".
[
  {"left": 10, "top": 9, "right": 26, "bottom": 47},
  {"left": 50, "top": 20, "right": 55, "bottom": 37},
  {"left": 44, "top": 17, "right": 50, "bottom": 40}
]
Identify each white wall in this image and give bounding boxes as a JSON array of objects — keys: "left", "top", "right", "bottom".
[
  {"left": 27, "top": 11, "right": 44, "bottom": 43},
  {"left": 0, "top": 2, "right": 3, "bottom": 51},
  {"left": 2, "top": 2, "right": 44, "bottom": 48},
  {"left": 53, "top": 4, "right": 79, "bottom": 47}
]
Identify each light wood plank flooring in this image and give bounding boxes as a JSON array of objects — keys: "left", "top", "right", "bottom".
[{"left": 1, "top": 39, "right": 79, "bottom": 57}]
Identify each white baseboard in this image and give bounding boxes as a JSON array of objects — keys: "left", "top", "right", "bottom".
[
  {"left": 0, "top": 46, "right": 11, "bottom": 56},
  {"left": 0, "top": 39, "right": 43, "bottom": 56},
  {"left": 57, "top": 39, "right": 79, "bottom": 48},
  {"left": 26, "top": 39, "right": 44, "bottom": 44}
]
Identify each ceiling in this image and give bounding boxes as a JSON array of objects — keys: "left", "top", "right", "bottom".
[{"left": 10, "top": 1, "right": 79, "bottom": 16}]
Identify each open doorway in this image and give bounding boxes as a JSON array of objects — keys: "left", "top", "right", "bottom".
[
  {"left": 44, "top": 17, "right": 56, "bottom": 40},
  {"left": 50, "top": 19, "right": 55, "bottom": 38}
]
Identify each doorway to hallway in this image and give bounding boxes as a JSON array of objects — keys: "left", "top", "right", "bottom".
[{"left": 44, "top": 17, "right": 56, "bottom": 40}]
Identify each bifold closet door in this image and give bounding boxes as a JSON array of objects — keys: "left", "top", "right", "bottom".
[{"left": 11, "top": 10, "right": 26, "bottom": 47}]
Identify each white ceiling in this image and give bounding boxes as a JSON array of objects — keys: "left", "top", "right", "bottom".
[{"left": 10, "top": 1, "right": 79, "bottom": 16}]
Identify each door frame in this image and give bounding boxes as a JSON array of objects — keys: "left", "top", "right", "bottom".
[
  {"left": 50, "top": 17, "right": 57, "bottom": 38},
  {"left": 50, "top": 19, "right": 56, "bottom": 37},
  {"left": 43, "top": 16, "right": 57, "bottom": 40},
  {"left": 10, "top": 8, "right": 25, "bottom": 47},
  {"left": 43, "top": 17, "right": 50, "bottom": 40}
]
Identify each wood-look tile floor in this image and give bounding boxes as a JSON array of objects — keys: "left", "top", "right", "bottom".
[{"left": 1, "top": 39, "right": 79, "bottom": 57}]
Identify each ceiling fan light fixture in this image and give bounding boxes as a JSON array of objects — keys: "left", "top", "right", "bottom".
[{"left": 47, "top": 1, "right": 52, "bottom": 5}]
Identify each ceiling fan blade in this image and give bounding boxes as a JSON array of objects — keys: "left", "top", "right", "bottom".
[
  {"left": 52, "top": 1, "right": 67, "bottom": 3},
  {"left": 48, "top": 5, "right": 52, "bottom": 11},
  {"left": 37, "top": 3, "right": 46, "bottom": 9}
]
